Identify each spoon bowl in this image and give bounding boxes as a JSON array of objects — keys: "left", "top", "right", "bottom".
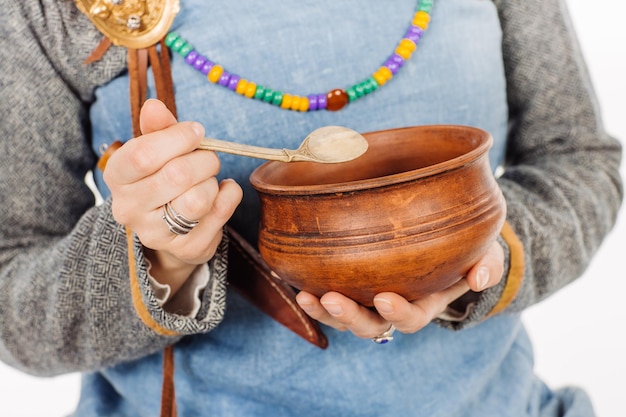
[{"left": 197, "top": 126, "right": 368, "bottom": 163}]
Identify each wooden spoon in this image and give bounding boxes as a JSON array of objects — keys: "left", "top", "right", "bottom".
[{"left": 197, "top": 126, "right": 368, "bottom": 163}]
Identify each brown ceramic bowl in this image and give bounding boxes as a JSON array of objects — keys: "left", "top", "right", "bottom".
[{"left": 249, "top": 125, "right": 506, "bottom": 306}]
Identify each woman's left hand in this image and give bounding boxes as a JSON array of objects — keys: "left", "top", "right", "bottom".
[{"left": 295, "top": 240, "right": 504, "bottom": 339}]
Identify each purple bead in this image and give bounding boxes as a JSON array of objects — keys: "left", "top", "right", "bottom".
[
  {"left": 185, "top": 51, "right": 198, "bottom": 65},
  {"left": 200, "top": 60, "right": 214, "bottom": 75},
  {"left": 227, "top": 75, "right": 240, "bottom": 91},
  {"left": 218, "top": 71, "right": 232, "bottom": 86},
  {"left": 384, "top": 58, "right": 401, "bottom": 75},
  {"left": 405, "top": 25, "right": 424, "bottom": 43},
  {"left": 316, "top": 94, "right": 327, "bottom": 110},
  {"left": 389, "top": 53, "right": 405, "bottom": 68},
  {"left": 308, "top": 94, "right": 319, "bottom": 111},
  {"left": 193, "top": 55, "right": 207, "bottom": 71}
]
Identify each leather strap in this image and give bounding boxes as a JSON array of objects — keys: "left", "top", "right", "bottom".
[
  {"left": 127, "top": 48, "right": 149, "bottom": 137},
  {"left": 161, "top": 345, "right": 177, "bottom": 417},
  {"left": 83, "top": 37, "right": 112, "bottom": 65}
]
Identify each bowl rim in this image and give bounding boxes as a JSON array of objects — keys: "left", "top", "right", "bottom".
[{"left": 249, "top": 124, "right": 493, "bottom": 195}]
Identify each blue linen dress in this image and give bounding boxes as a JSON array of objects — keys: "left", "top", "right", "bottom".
[{"left": 82, "top": 0, "right": 594, "bottom": 415}]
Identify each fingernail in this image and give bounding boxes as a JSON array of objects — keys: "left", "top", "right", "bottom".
[
  {"left": 297, "top": 300, "right": 313, "bottom": 313},
  {"left": 191, "top": 122, "right": 204, "bottom": 137},
  {"left": 374, "top": 297, "right": 394, "bottom": 314},
  {"left": 476, "top": 266, "right": 490, "bottom": 291},
  {"left": 321, "top": 301, "right": 343, "bottom": 316}
]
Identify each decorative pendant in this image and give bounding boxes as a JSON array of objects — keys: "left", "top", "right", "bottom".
[
  {"left": 73, "top": 0, "right": 180, "bottom": 49},
  {"left": 166, "top": 0, "right": 434, "bottom": 112}
]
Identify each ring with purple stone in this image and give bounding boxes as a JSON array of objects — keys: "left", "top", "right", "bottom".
[{"left": 371, "top": 324, "right": 396, "bottom": 344}]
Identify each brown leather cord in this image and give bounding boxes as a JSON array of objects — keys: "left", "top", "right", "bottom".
[
  {"left": 127, "top": 47, "right": 149, "bottom": 138},
  {"left": 148, "top": 39, "right": 178, "bottom": 118},
  {"left": 161, "top": 345, "right": 177, "bottom": 417},
  {"left": 83, "top": 37, "right": 112, "bottom": 65},
  {"left": 128, "top": 40, "right": 179, "bottom": 417}
]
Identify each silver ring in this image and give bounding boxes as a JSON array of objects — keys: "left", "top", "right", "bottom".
[
  {"left": 162, "top": 202, "right": 199, "bottom": 235},
  {"left": 371, "top": 324, "right": 396, "bottom": 344}
]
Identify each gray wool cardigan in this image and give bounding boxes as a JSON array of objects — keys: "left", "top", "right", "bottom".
[{"left": 0, "top": 0, "right": 622, "bottom": 376}]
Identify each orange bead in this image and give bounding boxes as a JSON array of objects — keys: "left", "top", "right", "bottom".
[{"left": 326, "top": 89, "right": 349, "bottom": 111}]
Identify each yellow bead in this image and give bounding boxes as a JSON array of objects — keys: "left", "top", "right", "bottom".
[
  {"left": 373, "top": 70, "right": 387, "bottom": 86},
  {"left": 298, "top": 97, "right": 310, "bottom": 112},
  {"left": 395, "top": 45, "right": 413, "bottom": 60},
  {"left": 235, "top": 79, "right": 248, "bottom": 95},
  {"left": 379, "top": 67, "right": 393, "bottom": 81},
  {"left": 290, "top": 96, "right": 302, "bottom": 111},
  {"left": 207, "top": 65, "right": 224, "bottom": 83},
  {"left": 399, "top": 38, "right": 416, "bottom": 52},
  {"left": 244, "top": 82, "right": 257, "bottom": 98},
  {"left": 373, "top": 67, "right": 393, "bottom": 86},
  {"left": 281, "top": 94, "right": 293, "bottom": 109},
  {"left": 412, "top": 11, "right": 430, "bottom": 29}
]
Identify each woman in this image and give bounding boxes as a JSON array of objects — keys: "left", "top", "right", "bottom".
[{"left": 0, "top": 0, "right": 622, "bottom": 415}]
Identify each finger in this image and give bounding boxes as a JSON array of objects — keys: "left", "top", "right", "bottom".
[
  {"left": 296, "top": 291, "right": 348, "bottom": 331},
  {"left": 465, "top": 241, "right": 505, "bottom": 292},
  {"left": 108, "top": 150, "right": 221, "bottom": 228},
  {"left": 137, "top": 176, "right": 220, "bottom": 246},
  {"left": 139, "top": 99, "right": 178, "bottom": 134},
  {"left": 318, "top": 292, "right": 390, "bottom": 339},
  {"left": 143, "top": 149, "right": 221, "bottom": 209},
  {"left": 163, "top": 178, "right": 243, "bottom": 264},
  {"left": 373, "top": 280, "right": 470, "bottom": 333}
]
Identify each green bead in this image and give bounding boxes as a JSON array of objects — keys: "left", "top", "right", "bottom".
[
  {"left": 271, "top": 91, "right": 284, "bottom": 106},
  {"left": 164, "top": 32, "right": 179, "bottom": 47},
  {"left": 178, "top": 43, "right": 193, "bottom": 58},
  {"left": 354, "top": 83, "right": 366, "bottom": 98},
  {"left": 360, "top": 79, "right": 372, "bottom": 95},
  {"left": 254, "top": 85, "right": 266, "bottom": 100},
  {"left": 346, "top": 87, "right": 358, "bottom": 102},
  {"left": 170, "top": 38, "right": 186, "bottom": 52},
  {"left": 263, "top": 88, "right": 275, "bottom": 103},
  {"left": 418, "top": 0, "right": 433, "bottom": 12},
  {"left": 365, "top": 77, "right": 379, "bottom": 92}
]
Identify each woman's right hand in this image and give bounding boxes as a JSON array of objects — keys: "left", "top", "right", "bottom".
[{"left": 104, "top": 99, "right": 243, "bottom": 294}]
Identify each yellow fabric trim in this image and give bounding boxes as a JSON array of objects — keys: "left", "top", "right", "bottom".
[
  {"left": 486, "top": 221, "right": 525, "bottom": 318},
  {"left": 126, "top": 227, "right": 179, "bottom": 336}
]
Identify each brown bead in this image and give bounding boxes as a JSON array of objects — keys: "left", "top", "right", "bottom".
[{"left": 326, "top": 89, "right": 349, "bottom": 111}]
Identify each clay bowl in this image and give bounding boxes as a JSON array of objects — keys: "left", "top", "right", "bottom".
[{"left": 249, "top": 125, "right": 506, "bottom": 306}]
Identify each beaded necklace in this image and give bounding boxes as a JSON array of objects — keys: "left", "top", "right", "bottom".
[{"left": 165, "top": 0, "right": 433, "bottom": 112}]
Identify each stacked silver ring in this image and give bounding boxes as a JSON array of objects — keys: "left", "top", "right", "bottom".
[
  {"left": 371, "top": 324, "right": 396, "bottom": 344},
  {"left": 162, "top": 202, "right": 200, "bottom": 235}
]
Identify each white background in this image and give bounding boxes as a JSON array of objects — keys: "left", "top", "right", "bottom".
[{"left": 1, "top": 1, "right": 624, "bottom": 416}]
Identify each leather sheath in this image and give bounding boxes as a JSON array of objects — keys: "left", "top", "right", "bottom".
[{"left": 226, "top": 226, "right": 328, "bottom": 349}]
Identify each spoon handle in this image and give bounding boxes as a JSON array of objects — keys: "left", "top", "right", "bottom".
[{"left": 198, "top": 137, "right": 290, "bottom": 162}]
